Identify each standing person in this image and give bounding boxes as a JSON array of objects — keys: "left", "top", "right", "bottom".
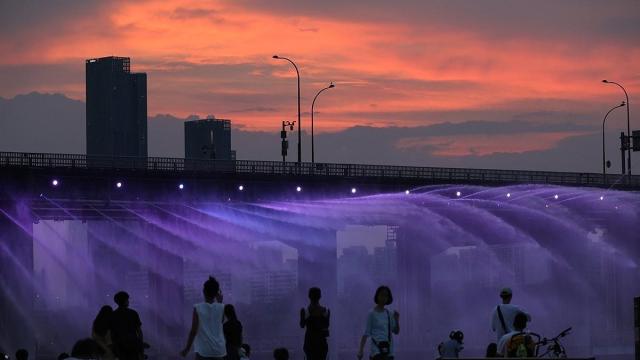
[
  {"left": 224, "top": 304, "right": 243, "bottom": 360},
  {"left": 491, "top": 288, "right": 530, "bottom": 342},
  {"left": 181, "top": 276, "right": 227, "bottom": 360},
  {"left": 300, "top": 287, "right": 330, "bottom": 360},
  {"left": 110, "top": 291, "right": 144, "bottom": 360},
  {"left": 357, "top": 286, "right": 400, "bottom": 360},
  {"left": 92, "top": 305, "right": 116, "bottom": 359}
]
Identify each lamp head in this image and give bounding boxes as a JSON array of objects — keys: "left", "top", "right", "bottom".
[
  {"left": 602, "top": 79, "right": 609, "bottom": 83},
  {"left": 273, "top": 55, "right": 279, "bottom": 59},
  {"left": 329, "top": 82, "right": 335, "bottom": 88},
  {"left": 621, "top": 101, "right": 626, "bottom": 106}
]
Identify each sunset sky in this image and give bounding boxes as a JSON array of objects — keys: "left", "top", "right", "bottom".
[{"left": 1, "top": 0, "right": 639, "bottom": 160}]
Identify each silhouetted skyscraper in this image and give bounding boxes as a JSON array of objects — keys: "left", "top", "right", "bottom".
[
  {"left": 184, "top": 117, "right": 235, "bottom": 160},
  {"left": 86, "top": 56, "right": 147, "bottom": 157}
]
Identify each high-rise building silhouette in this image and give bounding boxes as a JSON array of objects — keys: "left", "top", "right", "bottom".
[
  {"left": 86, "top": 56, "right": 147, "bottom": 157},
  {"left": 184, "top": 116, "right": 235, "bottom": 160}
]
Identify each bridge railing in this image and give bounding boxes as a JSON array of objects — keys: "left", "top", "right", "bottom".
[{"left": 2, "top": 151, "right": 639, "bottom": 187}]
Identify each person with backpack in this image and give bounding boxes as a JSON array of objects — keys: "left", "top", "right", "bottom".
[
  {"left": 300, "top": 287, "right": 330, "bottom": 360},
  {"left": 491, "top": 288, "right": 531, "bottom": 342},
  {"left": 497, "top": 312, "right": 535, "bottom": 357},
  {"left": 357, "top": 286, "right": 400, "bottom": 360},
  {"left": 437, "top": 330, "right": 464, "bottom": 358}
]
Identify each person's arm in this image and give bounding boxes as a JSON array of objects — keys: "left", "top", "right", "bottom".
[
  {"left": 392, "top": 311, "right": 399, "bottom": 334},
  {"left": 358, "top": 313, "right": 373, "bottom": 359},
  {"left": 357, "top": 335, "right": 368, "bottom": 360},
  {"left": 300, "top": 308, "right": 306, "bottom": 328},
  {"left": 181, "top": 309, "right": 199, "bottom": 357}
]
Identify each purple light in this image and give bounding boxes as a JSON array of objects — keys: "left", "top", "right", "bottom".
[
  {"left": 238, "top": 185, "right": 244, "bottom": 191},
  {"left": 456, "top": 191, "right": 461, "bottom": 197},
  {"left": 178, "top": 184, "right": 184, "bottom": 190},
  {"left": 116, "top": 182, "right": 123, "bottom": 188},
  {"left": 506, "top": 193, "right": 511, "bottom": 198},
  {"left": 405, "top": 190, "right": 410, "bottom": 195},
  {"left": 599, "top": 196, "right": 604, "bottom": 201},
  {"left": 554, "top": 194, "right": 559, "bottom": 200},
  {"left": 296, "top": 186, "right": 302, "bottom": 192},
  {"left": 351, "top": 187, "right": 357, "bottom": 194},
  {"left": 51, "top": 179, "right": 59, "bottom": 186}
]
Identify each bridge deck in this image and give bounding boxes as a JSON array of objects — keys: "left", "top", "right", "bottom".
[{"left": 1, "top": 151, "right": 639, "bottom": 189}]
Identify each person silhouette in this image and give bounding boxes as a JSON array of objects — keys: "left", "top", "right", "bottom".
[
  {"left": 181, "top": 276, "right": 227, "bottom": 360},
  {"left": 92, "top": 305, "right": 115, "bottom": 359},
  {"left": 110, "top": 291, "right": 143, "bottom": 360},
  {"left": 273, "top": 348, "right": 289, "bottom": 360},
  {"left": 357, "top": 286, "right": 400, "bottom": 360},
  {"left": 300, "top": 287, "right": 330, "bottom": 360},
  {"left": 224, "top": 304, "right": 243, "bottom": 360},
  {"left": 491, "top": 288, "right": 530, "bottom": 342}
]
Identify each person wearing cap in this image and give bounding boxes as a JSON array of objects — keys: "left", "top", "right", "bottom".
[{"left": 491, "top": 288, "right": 531, "bottom": 342}]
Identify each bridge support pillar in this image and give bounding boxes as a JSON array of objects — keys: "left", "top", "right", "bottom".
[{"left": 0, "top": 203, "right": 35, "bottom": 354}]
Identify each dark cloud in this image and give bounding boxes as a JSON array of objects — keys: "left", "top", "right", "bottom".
[
  {"left": 170, "top": 7, "right": 219, "bottom": 19},
  {"left": 5, "top": 92, "right": 637, "bottom": 175},
  {"left": 226, "top": 0, "right": 639, "bottom": 44}
]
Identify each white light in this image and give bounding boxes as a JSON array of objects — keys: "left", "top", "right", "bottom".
[
  {"left": 52, "top": 179, "right": 59, "bottom": 186},
  {"left": 599, "top": 196, "right": 604, "bottom": 201},
  {"left": 116, "top": 182, "right": 122, "bottom": 188},
  {"left": 351, "top": 187, "right": 357, "bottom": 194},
  {"left": 554, "top": 194, "right": 559, "bottom": 200},
  {"left": 238, "top": 185, "right": 244, "bottom": 191},
  {"left": 178, "top": 184, "right": 184, "bottom": 190},
  {"left": 506, "top": 193, "right": 511, "bottom": 198},
  {"left": 405, "top": 190, "right": 410, "bottom": 195},
  {"left": 545, "top": 204, "right": 549, "bottom": 208},
  {"left": 296, "top": 186, "right": 302, "bottom": 192},
  {"left": 456, "top": 191, "right": 461, "bottom": 197}
]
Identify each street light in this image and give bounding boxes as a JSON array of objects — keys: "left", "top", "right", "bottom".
[
  {"left": 603, "top": 80, "right": 631, "bottom": 177},
  {"left": 602, "top": 101, "right": 626, "bottom": 183},
  {"left": 311, "top": 82, "right": 335, "bottom": 163},
  {"left": 273, "top": 55, "right": 301, "bottom": 163}
]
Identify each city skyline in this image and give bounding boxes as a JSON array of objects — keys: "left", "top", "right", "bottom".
[{"left": 1, "top": 0, "right": 638, "bottom": 163}]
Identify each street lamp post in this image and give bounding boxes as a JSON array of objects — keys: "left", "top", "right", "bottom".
[
  {"left": 273, "top": 55, "right": 301, "bottom": 163},
  {"left": 311, "top": 82, "right": 335, "bottom": 164},
  {"left": 603, "top": 80, "right": 631, "bottom": 177},
  {"left": 602, "top": 101, "right": 626, "bottom": 184}
]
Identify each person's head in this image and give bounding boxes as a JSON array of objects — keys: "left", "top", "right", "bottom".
[
  {"left": 308, "top": 287, "right": 322, "bottom": 303},
  {"left": 71, "top": 338, "right": 105, "bottom": 359},
  {"left": 57, "top": 352, "right": 70, "bottom": 360},
  {"left": 203, "top": 276, "right": 220, "bottom": 301},
  {"left": 513, "top": 312, "right": 528, "bottom": 331},
  {"left": 485, "top": 343, "right": 498, "bottom": 358},
  {"left": 15, "top": 349, "right": 28, "bottom": 360},
  {"left": 374, "top": 285, "right": 393, "bottom": 306},
  {"left": 273, "top": 348, "right": 289, "bottom": 360},
  {"left": 499, "top": 287, "right": 512, "bottom": 304},
  {"left": 449, "top": 330, "right": 464, "bottom": 343},
  {"left": 224, "top": 304, "right": 238, "bottom": 321},
  {"left": 241, "top": 344, "right": 251, "bottom": 358},
  {"left": 114, "top": 291, "right": 130, "bottom": 308},
  {"left": 93, "top": 305, "right": 113, "bottom": 332}
]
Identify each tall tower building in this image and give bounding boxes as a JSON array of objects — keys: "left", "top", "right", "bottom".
[{"left": 86, "top": 56, "right": 147, "bottom": 157}]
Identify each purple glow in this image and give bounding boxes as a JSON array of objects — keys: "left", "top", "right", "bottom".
[
  {"left": 296, "top": 186, "right": 302, "bottom": 192},
  {"left": 116, "top": 181, "right": 123, "bottom": 188},
  {"left": 351, "top": 187, "right": 357, "bottom": 194},
  {"left": 1, "top": 184, "right": 638, "bottom": 358},
  {"left": 178, "top": 184, "right": 184, "bottom": 190},
  {"left": 238, "top": 185, "right": 244, "bottom": 191},
  {"left": 51, "top": 179, "right": 59, "bottom": 186}
]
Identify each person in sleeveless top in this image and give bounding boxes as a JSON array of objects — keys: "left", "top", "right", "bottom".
[
  {"left": 181, "top": 276, "right": 227, "bottom": 360},
  {"left": 300, "top": 287, "right": 330, "bottom": 360}
]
